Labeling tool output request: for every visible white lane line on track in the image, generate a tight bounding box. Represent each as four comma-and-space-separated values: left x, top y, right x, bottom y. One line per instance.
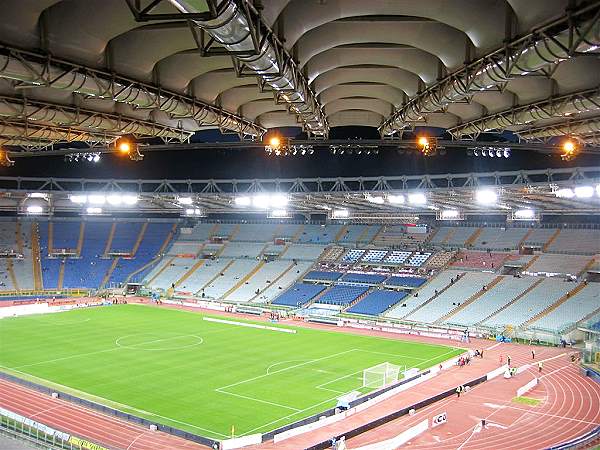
28, 404, 63, 419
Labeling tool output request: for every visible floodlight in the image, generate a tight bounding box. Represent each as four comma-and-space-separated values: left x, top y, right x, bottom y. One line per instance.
92, 154, 100, 163
417, 136, 429, 147
514, 209, 535, 219
86, 207, 102, 215
235, 196, 251, 206
270, 209, 288, 218
269, 194, 288, 208
69, 195, 87, 204
441, 210, 459, 219
408, 193, 427, 205
332, 209, 349, 218
476, 189, 498, 204
88, 194, 106, 205
252, 195, 270, 209
366, 195, 385, 204
561, 139, 578, 161
178, 197, 194, 205
269, 136, 281, 149
122, 195, 138, 205
555, 188, 574, 198
597, 184, 600, 197
28, 193, 48, 199
388, 194, 405, 204
26, 205, 43, 214
106, 194, 123, 206
574, 186, 594, 198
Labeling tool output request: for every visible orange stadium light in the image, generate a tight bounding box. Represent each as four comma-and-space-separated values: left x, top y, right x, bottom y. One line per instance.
561, 138, 578, 161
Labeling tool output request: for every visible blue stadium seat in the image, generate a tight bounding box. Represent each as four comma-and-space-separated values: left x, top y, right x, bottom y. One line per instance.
304, 270, 343, 281
340, 273, 387, 284
272, 283, 326, 307
316, 285, 369, 306
347, 290, 408, 315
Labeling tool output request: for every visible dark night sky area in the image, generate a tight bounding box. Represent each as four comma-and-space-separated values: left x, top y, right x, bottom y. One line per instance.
4, 127, 600, 180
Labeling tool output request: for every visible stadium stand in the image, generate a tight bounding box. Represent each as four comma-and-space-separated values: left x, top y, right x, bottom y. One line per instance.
225, 260, 296, 302
405, 271, 498, 323
272, 283, 326, 307
252, 261, 313, 303
529, 282, 600, 332
315, 285, 369, 306
320, 246, 344, 262
347, 290, 408, 315
304, 270, 343, 281
384, 250, 412, 265
340, 272, 387, 284
545, 229, 600, 255
343, 249, 365, 262
297, 224, 342, 244
220, 242, 265, 258
406, 252, 432, 267
109, 222, 143, 254
362, 249, 388, 263
526, 253, 592, 275
444, 276, 540, 326
451, 251, 509, 270
203, 259, 259, 299
473, 227, 530, 250
385, 270, 464, 319
425, 251, 455, 269
231, 223, 280, 241
372, 225, 428, 249
384, 276, 427, 288
482, 278, 575, 328
280, 244, 325, 261
522, 228, 557, 248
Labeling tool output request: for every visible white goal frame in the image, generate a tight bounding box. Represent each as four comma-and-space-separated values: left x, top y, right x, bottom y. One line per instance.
362, 362, 403, 389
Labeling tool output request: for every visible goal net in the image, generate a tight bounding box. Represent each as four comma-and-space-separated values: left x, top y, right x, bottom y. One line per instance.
362, 362, 402, 389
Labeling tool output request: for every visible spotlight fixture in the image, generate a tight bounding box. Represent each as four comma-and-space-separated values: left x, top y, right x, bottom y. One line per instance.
26, 205, 44, 214
476, 189, 498, 205
115, 136, 143, 161
467, 147, 511, 159
560, 138, 578, 161
416, 136, 438, 156
408, 193, 427, 205
0, 148, 15, 167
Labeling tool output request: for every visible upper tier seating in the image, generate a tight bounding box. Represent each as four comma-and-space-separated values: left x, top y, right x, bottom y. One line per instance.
0, 221, 34, 290
109, 222, 143, 253
316, 285, 369, 306
181, 223, 214, 241
52, 222, 81, 250
220, 242, 265, 259
297, 224, 342, 244
62, 222, 113, 288
482, 278, 574, 328
406, 272, 498, 323
526, 253, 592, 275
362, 249, 388, 263
384, 250, 411, 264
451, 251, 508, 270
425, 251, 455, 269
304, 270, 343, 281
522, 228, 557, 247
320, 246, 344, 262
384, 276, 427, 288
444, 276, 539, 326
272, 283, 326, 307
385, 270, 464, 319
343, 249, 365, 262
340, 272, 387, 284
529, 283, 600, 332
168, 241, 204, 256
406, 252, 431, 267
338, 225, 380, 243
281, 244, 324, 261
431, 227, 479, 247
347, 290, 408, 315
232, 223, 279, 241
473, 227, 529, 250
373, 225, 428, 249
546, 229, 600, 255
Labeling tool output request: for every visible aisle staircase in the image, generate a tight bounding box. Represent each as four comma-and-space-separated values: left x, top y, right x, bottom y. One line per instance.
103, 223, 117, 257
31, 223, 43, 290
48, 222, 54, 253
543, 229, 561, 251
465, 227, 483, 247
15, 221, 24, 254
175, 259, 206, 288
146, 256, 175, 285
6, 259, 19, 291
76, 222, 86, 256
196, 260, 235, 294
57, 259, 66, 290
222, 261, 266, 299
518, 229, 533, 248
130, 223, 148, 256
249, 262, 296, 302
100, 258, 120, 288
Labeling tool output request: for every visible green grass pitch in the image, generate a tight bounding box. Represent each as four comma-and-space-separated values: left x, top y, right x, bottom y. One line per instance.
0, 305, 463, 439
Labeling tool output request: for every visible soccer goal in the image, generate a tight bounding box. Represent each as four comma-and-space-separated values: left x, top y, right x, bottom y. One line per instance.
362, 362, 403, 389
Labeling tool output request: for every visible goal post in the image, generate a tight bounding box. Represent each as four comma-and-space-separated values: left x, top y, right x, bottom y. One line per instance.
362, 362, 402, 389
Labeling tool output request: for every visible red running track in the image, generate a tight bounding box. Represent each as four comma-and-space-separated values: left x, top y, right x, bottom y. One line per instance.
345, 346, 600, 450
0, 379, 209, 450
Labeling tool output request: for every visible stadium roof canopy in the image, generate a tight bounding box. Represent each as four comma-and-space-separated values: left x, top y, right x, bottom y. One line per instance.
3, 166, 600, 219
0, 0, 599, 155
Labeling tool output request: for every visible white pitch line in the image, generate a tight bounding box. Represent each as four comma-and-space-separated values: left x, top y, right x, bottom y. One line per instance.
215, 389, 301, 412
215, 348, 359, 391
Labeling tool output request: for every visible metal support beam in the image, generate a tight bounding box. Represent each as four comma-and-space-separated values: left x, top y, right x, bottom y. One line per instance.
517, 116, 600, 141
448, 87, 600, 138
379, 2, 600, 136
0, 44, 266, 145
